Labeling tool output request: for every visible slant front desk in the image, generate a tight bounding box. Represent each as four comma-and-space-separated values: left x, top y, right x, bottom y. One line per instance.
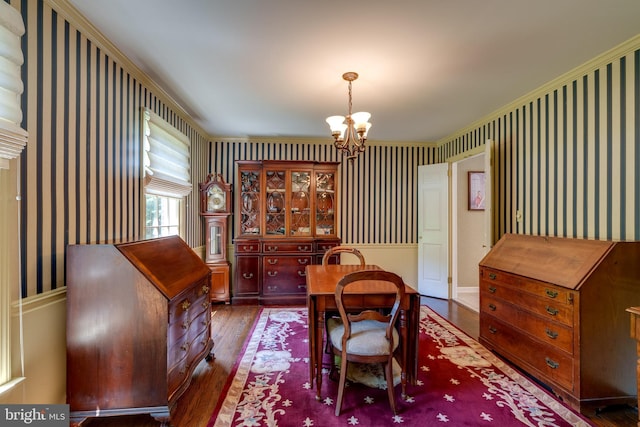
305, 264, 420, 401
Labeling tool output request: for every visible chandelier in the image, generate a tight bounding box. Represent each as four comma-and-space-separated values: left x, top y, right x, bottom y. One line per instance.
326, 72, 371, 161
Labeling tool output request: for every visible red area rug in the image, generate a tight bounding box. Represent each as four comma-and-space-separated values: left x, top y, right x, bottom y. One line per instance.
208, 306, 592, 426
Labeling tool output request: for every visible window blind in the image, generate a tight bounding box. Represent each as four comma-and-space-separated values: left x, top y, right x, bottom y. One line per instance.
0, 1, 27, 169
142, 108, 192, 197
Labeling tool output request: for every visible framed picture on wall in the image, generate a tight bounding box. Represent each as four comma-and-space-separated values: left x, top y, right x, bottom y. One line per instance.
468, 171, 485, 211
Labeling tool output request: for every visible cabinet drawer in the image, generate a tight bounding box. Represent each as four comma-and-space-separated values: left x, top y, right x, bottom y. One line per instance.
481, 293, 574, 354
168, 329, 211, 393
263, 242, 314, 253
168, 316, 191, 344
264, 255, 312, 269
317, 241, 340, 252
481, 281, 574, 327
481, 313, 574, 391
235, 256, 261, 295
169, 289, 197, 325
168, 338, 190, 369
236, 241, 260, 253
263, 257, 310, 294
168, 357, 188, 396
481, 267, 574, 305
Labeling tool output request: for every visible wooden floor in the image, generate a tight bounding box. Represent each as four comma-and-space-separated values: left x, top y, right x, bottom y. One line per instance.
80, 298, 637, 427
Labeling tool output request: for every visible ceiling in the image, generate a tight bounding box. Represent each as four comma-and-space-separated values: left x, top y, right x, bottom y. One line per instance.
66, 0, 640, 143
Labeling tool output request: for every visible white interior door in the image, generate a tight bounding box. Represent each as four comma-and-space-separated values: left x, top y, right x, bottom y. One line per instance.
417, 163, 449, 299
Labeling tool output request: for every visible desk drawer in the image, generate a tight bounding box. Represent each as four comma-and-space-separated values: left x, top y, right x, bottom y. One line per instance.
481, 267, 575, 305
481, 293, 574, 354
480, 281, 574, 327
481, 313, 574, 392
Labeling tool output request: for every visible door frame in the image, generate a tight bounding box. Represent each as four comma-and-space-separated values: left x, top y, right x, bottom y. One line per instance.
447, 141, 493, 307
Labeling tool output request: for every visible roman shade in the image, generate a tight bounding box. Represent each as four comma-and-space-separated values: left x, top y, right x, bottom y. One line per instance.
142, 108, 192, 197
0, 1, 28, 169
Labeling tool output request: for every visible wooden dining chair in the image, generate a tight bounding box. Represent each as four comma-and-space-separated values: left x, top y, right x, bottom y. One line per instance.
326, 270, 406, 416
322, 245, 366, 266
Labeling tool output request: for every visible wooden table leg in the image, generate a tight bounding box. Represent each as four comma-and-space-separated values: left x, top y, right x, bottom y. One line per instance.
308, 297, 315, 389
399, 308, 408, 398
315, 309, 325, 401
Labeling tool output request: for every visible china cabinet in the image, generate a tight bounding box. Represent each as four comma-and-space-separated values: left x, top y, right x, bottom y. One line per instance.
479, 233, 640, 411
199, 173, 232, 303
234, 160, 340, 305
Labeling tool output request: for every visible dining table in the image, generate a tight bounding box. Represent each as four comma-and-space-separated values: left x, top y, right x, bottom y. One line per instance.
305, 263, 420, 401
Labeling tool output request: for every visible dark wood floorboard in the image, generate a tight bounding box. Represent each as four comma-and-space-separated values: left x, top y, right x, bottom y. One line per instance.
78, 299, 637, 427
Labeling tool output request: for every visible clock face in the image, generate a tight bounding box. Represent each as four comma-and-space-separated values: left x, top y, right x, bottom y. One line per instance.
208, 186, 226, 212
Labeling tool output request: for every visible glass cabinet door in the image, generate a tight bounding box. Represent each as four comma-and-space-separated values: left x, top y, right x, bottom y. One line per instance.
239, 170, 261, 235
289, 170, 311, 236
205, 216, 228, 264
265, 169, 286, 236
315, 171, 336, 236
209, 224, 222, 257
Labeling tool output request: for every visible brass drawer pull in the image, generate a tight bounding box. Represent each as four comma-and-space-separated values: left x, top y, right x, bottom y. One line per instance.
298, 284, 306, 289
488, 303, 496, 311
488, 326, 497, 334
267, 259, 278, 265
298, 246, 310, 251
298, 270, 306, 277
489, 273, 497, 280
201, 285, 210, 294
545, 328, 558, 339
545, 306, 559, 316
202, 301, 209, 309
488, 286, 497, 294
267, 246, 278, 251
298, 258, 309, 264
268, 271, 278, 277
181, 300, 191, 311
242, 245, 254, 251
545, 289, 558, 298
242, 272, 254, 279
545, 357, 559, 369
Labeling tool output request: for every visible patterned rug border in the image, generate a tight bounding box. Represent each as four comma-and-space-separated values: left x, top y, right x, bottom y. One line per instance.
421, 306, 592, 426
208, 306, 593, 427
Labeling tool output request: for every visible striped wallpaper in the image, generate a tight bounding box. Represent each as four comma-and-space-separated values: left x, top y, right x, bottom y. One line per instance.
439, 41, 640, 243
10, 0, 640, 298
13, 0, 210, 297
205, 141, 437, 246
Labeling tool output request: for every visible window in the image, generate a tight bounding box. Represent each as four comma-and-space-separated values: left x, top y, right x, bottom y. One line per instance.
145, 194, 181, 238
141, 108, 192, 239
0, 1, 27, 392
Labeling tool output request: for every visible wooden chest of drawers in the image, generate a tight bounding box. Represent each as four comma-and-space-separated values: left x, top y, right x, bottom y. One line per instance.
479, 234, 640, 411
67, 236, 214, 426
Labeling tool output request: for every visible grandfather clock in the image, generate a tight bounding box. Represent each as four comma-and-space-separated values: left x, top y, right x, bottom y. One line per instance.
199, 173, 232, 303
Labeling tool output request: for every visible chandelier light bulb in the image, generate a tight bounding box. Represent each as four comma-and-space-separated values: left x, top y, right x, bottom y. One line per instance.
326, 72, 371, 161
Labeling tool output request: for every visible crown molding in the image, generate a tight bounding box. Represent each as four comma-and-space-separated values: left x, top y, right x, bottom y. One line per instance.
46, 0, 209, 138
436, 33, 640, 147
